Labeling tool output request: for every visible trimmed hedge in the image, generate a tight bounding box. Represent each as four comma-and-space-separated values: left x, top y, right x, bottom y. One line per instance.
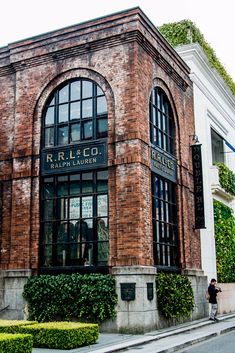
0, 320, 37, 333
18, 321, 99, 350
0, 333, 33, 353
156, 272, 194, 319
23, 273, 117, 323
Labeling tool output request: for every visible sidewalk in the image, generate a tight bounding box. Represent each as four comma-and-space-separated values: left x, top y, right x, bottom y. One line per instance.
33, 313, 235, 353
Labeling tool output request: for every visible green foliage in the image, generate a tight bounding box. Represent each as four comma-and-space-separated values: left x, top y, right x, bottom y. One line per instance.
214, 200, 235, 282
216, 163, 235, 196
159, 20, 235, 95
23, 273, 117, 323
0, 320, 37, 334
18, 322, 99, 350
156, 272, 194, 320
0, 333, 33, 353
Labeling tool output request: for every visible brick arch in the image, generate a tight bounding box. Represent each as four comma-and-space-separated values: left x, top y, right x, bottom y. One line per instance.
32, 68, 115, 156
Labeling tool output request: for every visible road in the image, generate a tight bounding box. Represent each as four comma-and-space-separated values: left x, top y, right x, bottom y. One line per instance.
118, 331, 235, 353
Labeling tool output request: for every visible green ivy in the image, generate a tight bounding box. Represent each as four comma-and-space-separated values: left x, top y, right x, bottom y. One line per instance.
216, 163, 235, 196
214, 200, 235, 282
23, 273, 117, 323
159, 20, 235, 96
155, 273, 194, 320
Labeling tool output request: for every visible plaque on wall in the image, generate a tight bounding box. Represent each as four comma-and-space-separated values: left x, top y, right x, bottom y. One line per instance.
120, 283, 136, 301
150, 145, 177, 183
147, 282, 154, 301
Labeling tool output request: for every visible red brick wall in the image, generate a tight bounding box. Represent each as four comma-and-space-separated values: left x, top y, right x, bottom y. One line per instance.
0, 8, 201, 272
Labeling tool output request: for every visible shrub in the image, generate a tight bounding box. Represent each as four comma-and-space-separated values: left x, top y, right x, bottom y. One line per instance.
23, 273, 117, 323
214, 200, 235, 282
18, 321, 99, 350
216, 163, 235, 196
0, 333, 33, 353
0, 320, 37, 334
156, 272, 194, 320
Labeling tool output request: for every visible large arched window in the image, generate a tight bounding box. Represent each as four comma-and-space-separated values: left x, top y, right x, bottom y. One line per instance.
149, 87, 178, 269
40, 78, 108, 272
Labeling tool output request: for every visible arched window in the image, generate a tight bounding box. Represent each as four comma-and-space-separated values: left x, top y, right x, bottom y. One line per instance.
40, 78, 108, 272
149, 87, 178, 269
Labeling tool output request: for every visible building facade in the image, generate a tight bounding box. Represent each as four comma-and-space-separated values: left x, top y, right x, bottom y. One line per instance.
0, 8, 207, 331
176, 43, 235, 281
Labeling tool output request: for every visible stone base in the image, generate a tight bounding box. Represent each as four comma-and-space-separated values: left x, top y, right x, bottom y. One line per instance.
106, 266, 158, 333
0, 269, 31, 320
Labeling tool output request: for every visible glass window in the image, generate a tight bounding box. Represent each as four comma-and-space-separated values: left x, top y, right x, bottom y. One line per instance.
42, 79, 108, 147
40, 171, 108, 269
211, 129, 224, 164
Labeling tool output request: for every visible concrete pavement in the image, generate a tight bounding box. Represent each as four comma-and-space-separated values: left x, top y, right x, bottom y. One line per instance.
33, 313, 235, 353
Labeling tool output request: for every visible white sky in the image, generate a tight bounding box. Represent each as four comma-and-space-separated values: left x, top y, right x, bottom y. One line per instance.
1, 0, 235, 81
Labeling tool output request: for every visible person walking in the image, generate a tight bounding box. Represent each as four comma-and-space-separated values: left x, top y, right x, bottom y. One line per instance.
208, 278, 222, 321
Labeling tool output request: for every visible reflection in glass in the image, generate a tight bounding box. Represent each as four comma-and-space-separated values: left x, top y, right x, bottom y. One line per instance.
70, 101, 80, 120
58, 199, 68, 220
45, 106, 54, 125
97, 118, 108, 138
58, 176, 68, 196
70, 174, 80, 195
43, 245, 52, 267
58, 126, 68, 145
97, 96, 107, 115
82, 81, 92, 98
59, 86, 69, 103
82, 99, 92, 118
43, 223, 53, 243
71, 81, 81, 101
82, 121, 92, 140
58, 104, 69, 123
82, 173, 93, 193
45, 127, 54, 147
44, 199, 53, 220
43, 178, 53, 198
70, 123, 80, 143
97, 171, 108, 192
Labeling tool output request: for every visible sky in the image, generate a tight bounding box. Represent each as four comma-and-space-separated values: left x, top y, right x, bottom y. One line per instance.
1, 0, 235, 81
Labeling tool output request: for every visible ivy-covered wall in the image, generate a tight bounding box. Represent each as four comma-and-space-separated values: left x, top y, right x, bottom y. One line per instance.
159, 20, 235, 95
214, 200, 235, 282
216, 163, 235, 196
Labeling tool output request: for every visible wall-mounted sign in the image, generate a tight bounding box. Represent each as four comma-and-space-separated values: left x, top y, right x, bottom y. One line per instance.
191, 144, 205, 229
150, 145, 177, 182
120, 283, 136, 301
41, 142, 107, 175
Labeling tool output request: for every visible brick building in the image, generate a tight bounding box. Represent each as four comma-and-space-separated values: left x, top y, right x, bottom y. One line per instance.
0, 8, 207, 331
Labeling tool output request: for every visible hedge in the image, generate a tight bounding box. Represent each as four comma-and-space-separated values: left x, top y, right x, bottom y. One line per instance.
0, 333, 33, 353
23, 273, 117, 323
0, 320, 37, 334
18, 321, 99, 350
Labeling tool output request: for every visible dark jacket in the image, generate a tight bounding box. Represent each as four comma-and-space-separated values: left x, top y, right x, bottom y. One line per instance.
208, 284, 221, 304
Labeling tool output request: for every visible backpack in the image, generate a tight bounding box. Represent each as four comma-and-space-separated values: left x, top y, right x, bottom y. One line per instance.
205, 289, 210, 301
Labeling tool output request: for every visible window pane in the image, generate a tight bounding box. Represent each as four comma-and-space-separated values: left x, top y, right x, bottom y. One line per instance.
45, 127, 54, 147
58, 126, 68, 145
82, 121, 92, 140
70, 174, 80, 195
71, 81, 81, 101
44, 199, 53, 220
97, 194, 108, 217
82, 81, 93, 98
69, 197, 80, 219
97, 171, 108, 192
97, 96, 107, 115
45, 106, 54, 125
82, 173, 93, 193
70, 101, 80, 120
58, 222, 69, 242
97, 118, 108, 139
97, 218, 108, 241
42, 245, 53, 267
70, 123, 80, 143
58, 104, 69, 123
58, 198, 68, 220
58, 176, 68, 196
97, 85, 103, 96
82, 196, 93, 218
43, 223, 53, 243
82, 99, 92, 118
48, 97, 55, 106
59, 85, 69, 103
43, 178, 54, 198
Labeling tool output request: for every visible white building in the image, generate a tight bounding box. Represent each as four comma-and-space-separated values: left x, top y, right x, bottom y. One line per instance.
177, 43, 235, 281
